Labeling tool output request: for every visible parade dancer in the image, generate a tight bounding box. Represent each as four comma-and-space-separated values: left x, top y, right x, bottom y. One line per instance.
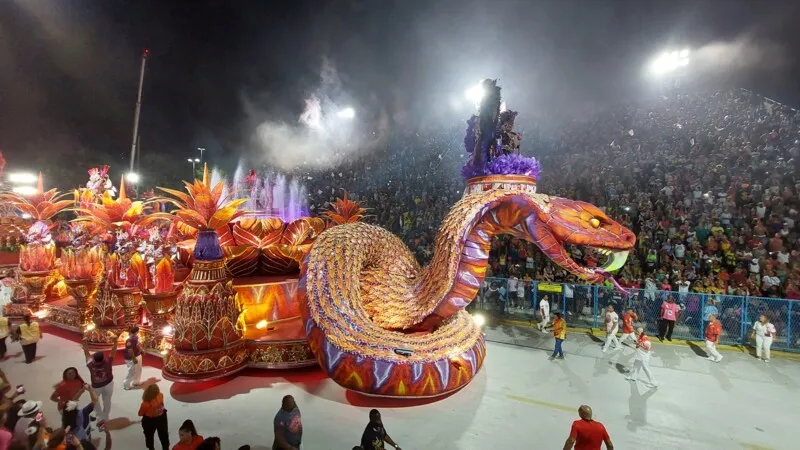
619, 308, 638, 348
537, 295, 550, 331
750, 314, 776, 362
626, 327, 658, 388
602, 305, 620, 353
704, 315, 723, 363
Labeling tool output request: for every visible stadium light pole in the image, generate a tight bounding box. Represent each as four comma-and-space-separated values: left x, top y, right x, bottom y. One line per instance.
188, 158, 200, 178
197, 147, 206, 161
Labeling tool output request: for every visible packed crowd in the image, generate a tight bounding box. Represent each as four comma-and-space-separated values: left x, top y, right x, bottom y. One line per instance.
302, 89, 800, 301
0, 320, 404, 450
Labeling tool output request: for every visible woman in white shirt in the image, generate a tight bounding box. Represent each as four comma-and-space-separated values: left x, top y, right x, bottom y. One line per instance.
751, 314, 777, 362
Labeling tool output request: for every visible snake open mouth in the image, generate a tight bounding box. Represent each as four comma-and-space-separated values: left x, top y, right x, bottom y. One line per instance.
565, 245, 630, 277
593, 247, 630, 273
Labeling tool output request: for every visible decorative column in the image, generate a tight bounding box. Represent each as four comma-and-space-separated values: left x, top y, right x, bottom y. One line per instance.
163, 230, 247, 381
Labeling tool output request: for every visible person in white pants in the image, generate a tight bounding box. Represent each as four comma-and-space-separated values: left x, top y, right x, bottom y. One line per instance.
751, 314, 776, 362
602, 305, 620, 353
123, 327, 143, 390
82, 335, 119, 420
626, 327, 658, 388
704, 315, 723, 362
537, 295, 550, 331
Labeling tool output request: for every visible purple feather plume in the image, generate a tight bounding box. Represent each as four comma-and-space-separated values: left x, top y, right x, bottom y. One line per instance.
461, 153, 541, 179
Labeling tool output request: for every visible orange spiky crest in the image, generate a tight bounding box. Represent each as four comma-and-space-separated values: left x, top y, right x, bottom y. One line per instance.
322, 190, 368, 226
118, 175, 127, 200
0, 175, 72, 222
146, 164, 246, 232
71, 175, 146, 233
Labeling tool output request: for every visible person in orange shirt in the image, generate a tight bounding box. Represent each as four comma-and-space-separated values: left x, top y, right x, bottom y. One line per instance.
138, 384, 170, 450
550, 312, 566, 360
173, 419, 204, 450
704, 315, 723, 362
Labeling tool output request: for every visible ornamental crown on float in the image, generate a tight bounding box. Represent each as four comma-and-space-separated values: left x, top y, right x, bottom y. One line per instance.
461, 79, 540, 180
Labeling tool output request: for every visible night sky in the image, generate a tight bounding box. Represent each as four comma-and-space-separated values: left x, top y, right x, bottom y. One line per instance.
1, 0, 798, 185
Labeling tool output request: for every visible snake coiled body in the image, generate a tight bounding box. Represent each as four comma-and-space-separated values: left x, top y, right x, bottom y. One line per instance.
299, 187, 634, 397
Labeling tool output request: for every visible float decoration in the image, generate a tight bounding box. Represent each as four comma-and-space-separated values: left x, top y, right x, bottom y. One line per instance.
60, 246, 105, 328
140, 257, 179, 355
153, 164, 250, 381
1, 173, 71, 315
298, 81, 635, 398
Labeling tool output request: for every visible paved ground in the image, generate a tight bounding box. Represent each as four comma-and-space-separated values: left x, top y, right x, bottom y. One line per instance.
1, 324, 796, 449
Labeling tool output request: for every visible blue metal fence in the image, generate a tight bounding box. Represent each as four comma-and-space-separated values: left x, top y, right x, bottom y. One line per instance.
473, 277, 800, 352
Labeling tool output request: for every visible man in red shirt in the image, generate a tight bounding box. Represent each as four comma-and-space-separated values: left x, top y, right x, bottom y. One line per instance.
704, 315, 723, 362
563, 405, 613, 450
619, 309, 638, 348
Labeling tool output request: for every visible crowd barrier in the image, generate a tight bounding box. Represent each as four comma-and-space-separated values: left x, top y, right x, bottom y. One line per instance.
472, 277, 800, 352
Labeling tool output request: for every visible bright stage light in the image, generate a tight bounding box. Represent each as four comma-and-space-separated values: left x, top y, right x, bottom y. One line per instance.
126, 172, 140, 184
465, 84, 485, 104
472, 313, 486, 327
650, 49, 690, 75
12, 186, 37, 196
337, 107, 356, 119
8, 172, 37, 184
162, 325, 173, 336
256, 320, 268, 330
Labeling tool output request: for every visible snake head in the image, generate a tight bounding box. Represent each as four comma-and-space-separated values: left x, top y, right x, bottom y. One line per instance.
532, 197, 636, 283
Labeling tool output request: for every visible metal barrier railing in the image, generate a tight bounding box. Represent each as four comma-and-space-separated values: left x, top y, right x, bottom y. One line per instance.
472, 278, 799, 352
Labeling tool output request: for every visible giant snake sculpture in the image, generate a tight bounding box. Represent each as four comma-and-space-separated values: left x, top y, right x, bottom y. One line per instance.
299, 183, 635, 398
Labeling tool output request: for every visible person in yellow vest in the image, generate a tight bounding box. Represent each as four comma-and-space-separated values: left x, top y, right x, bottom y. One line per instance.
17, 313, 41, 364
550, 312, 566, 360
0, 313, 9, 359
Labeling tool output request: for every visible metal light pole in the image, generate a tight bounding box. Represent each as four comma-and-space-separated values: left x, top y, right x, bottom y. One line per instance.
129, 49, 150, 173
197, 147, 206, 162
188, 158, 200, 178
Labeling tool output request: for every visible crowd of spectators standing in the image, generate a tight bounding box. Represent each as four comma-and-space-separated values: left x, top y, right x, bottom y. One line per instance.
299, 89, 800, 304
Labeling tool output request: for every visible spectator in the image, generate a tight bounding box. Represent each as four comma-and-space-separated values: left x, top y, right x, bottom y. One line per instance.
0, 313, 8, 360
562, 405, 613, 450
138, 384, 169, 450
50, 368, 85, 414
359, 409, 402, 450
272, 395, 301, 450
172, 420, 203, 450
61, 384, 99, 445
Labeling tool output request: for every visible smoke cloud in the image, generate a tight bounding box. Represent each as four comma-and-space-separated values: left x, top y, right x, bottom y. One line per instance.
247, 59, 383, 171
692, 35, 788, 74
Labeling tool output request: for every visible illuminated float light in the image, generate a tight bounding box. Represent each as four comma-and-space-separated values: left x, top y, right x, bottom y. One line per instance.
85, 323, 96, 332
34, 310, 48, 319
472, 313, 486, 327
256, 320, 268, 330
162, 325, 173, 336
160, 349, 168, 355
21, 213, 32, 219
126, 172, 140, 184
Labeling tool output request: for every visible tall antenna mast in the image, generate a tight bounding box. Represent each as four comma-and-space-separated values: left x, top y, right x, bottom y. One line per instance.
129, 48, 149, 173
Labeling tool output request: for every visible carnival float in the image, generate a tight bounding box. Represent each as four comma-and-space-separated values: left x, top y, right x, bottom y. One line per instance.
0, 80, 635, 400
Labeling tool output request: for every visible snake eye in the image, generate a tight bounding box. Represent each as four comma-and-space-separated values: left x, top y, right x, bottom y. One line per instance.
590, 218, 600, 228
